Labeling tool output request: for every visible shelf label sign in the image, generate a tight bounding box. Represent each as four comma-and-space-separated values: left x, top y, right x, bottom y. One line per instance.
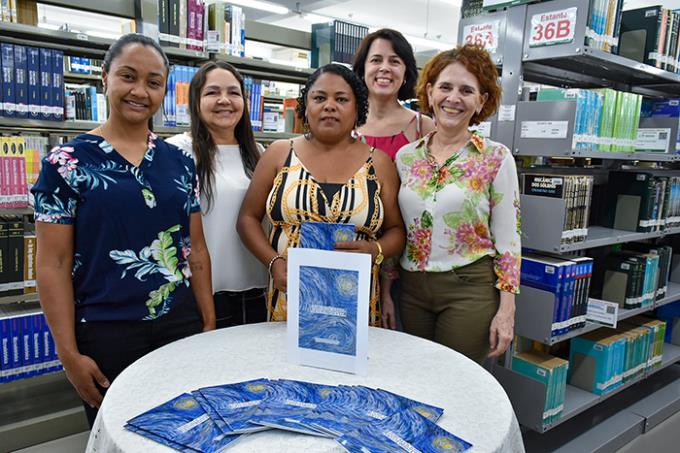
529, 7, 577, 48
586, 299, 618, 328
463, 21, 500, 53
498, 105, 516, 122
520, 121, 569, 139
469, 121, 492, 137
635, 128, 671, 152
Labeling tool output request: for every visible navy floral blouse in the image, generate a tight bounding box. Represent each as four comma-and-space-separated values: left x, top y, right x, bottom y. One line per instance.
31, 133, 201, 322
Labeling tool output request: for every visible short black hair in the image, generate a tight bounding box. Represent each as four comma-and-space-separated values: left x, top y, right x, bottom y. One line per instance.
103, 33, 169, 76
296, 63, 369, 127
352, 28, 417, 101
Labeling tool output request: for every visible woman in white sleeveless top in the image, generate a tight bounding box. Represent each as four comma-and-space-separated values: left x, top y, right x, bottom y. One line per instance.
168, 61, 267, 327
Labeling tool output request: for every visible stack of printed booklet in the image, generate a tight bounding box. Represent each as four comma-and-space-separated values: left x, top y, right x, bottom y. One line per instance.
125, 378, 473, 452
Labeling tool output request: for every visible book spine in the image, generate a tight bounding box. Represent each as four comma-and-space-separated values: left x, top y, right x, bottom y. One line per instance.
52, 50, 63, 121
26, 47, 40, 119
1, 43, 16, 117
13, 45, 27, 118
38, 48, 52, 121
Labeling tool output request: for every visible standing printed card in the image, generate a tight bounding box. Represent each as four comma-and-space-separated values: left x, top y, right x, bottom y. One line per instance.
287, 247, 370, 375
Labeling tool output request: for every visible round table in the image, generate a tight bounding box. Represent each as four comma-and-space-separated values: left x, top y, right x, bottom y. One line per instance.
86, 323, 524, 453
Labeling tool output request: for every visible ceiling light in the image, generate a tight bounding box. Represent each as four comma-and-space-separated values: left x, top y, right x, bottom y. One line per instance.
404, 35, 453, 51
227, 0, 289, 15
302, 13, 331, 24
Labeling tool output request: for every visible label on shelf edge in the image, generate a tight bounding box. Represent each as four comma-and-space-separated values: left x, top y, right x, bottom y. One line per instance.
520, 120, 569, 139
635, 128, 671, 152
498, 105, 516, 122
529, 7, 578, 48
469, 121, 492, 137
462, 20, 501, 54
586, 299, 618, 328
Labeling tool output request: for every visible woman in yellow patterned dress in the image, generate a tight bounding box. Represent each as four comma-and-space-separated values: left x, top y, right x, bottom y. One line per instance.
237, 64, 405, 327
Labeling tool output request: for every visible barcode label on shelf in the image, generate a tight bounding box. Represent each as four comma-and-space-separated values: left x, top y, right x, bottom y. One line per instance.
635, 128, 671, 152
462, 20, 501, 53
529, 7, 577, 48
586, 299, 618, 328
520, 121, 569, 139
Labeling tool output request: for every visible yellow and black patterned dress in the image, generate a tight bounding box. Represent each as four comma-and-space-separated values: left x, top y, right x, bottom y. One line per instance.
266, 142, 384, 326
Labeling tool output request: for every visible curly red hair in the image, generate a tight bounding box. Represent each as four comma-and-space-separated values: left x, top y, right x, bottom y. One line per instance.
417, 44, 501, 126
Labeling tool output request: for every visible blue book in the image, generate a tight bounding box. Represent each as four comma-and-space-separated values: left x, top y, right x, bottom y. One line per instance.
190, 390, 231, 434
299, 221, 355, 250
21, 314, 34, 378
88, 86, 98, 123
1, 44, 16, 117
8, 315, 22, 381
26, 47, 40, 119
298, 265, 358, 356
13, 45, 27, 118
0, 312, 10, 383
521, 253, 571, 336
196, 379, 272, 434
38, 48, 52, 121
336, 410, 472, 453
305, 386, 443, 437
249, 379, 335, 435
52, 50, 64, 121
126, 393, 241, 452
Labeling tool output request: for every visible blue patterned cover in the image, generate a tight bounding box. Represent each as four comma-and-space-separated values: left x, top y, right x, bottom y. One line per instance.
336, 410, 472, 453
191, 390, 231, 434
249, 379, 337, 435
298, 265, 358, 356
126, 393, 241, 452
305, 386, 444, 436
299, 222, 355, 250
195, 379, 272, 434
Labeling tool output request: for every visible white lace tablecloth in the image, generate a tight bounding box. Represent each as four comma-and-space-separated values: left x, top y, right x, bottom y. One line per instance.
86, 323, 524, 453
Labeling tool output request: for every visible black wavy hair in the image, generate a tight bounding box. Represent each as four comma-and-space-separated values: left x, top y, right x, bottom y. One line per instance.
352, 28, 418, 101
188, 61, 259, 212
296, 63, 369, 128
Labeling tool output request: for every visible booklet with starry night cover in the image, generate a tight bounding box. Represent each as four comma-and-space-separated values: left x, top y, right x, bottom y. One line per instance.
299, 221, 355, 250
194, 379, 272, 434
125, 393, 241, 452
248, 379, 337, 436
336, 409, 472, 453
287, 247, 370, 375
299, 386, 444, 437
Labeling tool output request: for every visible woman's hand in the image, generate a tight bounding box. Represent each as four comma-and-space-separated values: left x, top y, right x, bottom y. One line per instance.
334, 240, 377, 259
271, 258, 287, 293
488, 292, 516, 358
381, 290, 397, 330
61, 352, 110, 409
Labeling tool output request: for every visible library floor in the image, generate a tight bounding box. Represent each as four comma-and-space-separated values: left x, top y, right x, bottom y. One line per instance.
11, 410, 680, 453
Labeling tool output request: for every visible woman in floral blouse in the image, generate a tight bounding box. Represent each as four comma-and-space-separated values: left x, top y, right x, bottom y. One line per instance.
32, 34, 215, 426
395, 45, 521, 364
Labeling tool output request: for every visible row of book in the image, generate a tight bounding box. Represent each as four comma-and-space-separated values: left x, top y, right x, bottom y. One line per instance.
0, 223, 34, 297
64, 56, 103, 76
163, 64, 198, 128
127, 378, 472, 452
521, 173, 594, 244
586, 0, 624, 53
599, 244, 673, 310
0, 303, 62, 383
603, 172, 680, 233
206, 1, 244, 56
311, 20, 370, 67
619, 6, 680, 73
158, 0, 207, 52
569, 317, 667, 395
534, 88, 642, 152
521, 253, 594, 336
0, 136, 29, 208
0, 43, 64, 120
64, 83, 107, 123
512, 316, 667, 428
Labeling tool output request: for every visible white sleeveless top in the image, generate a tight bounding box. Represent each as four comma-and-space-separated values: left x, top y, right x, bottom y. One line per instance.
166, 133, 267, 292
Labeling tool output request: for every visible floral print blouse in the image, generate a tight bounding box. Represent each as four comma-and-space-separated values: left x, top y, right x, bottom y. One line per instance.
31, 133, 201, 322
396, 131, 521, 294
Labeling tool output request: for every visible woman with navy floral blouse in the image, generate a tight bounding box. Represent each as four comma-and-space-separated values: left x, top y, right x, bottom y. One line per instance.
32, 34, 215, 426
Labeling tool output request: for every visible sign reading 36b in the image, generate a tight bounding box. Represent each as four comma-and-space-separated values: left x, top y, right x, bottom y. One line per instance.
462, 21, 500, 54
529, 7, 577, 47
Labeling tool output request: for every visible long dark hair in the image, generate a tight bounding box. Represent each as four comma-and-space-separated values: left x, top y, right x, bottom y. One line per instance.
188, 61, 259, 211
352, 28, 418, 101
